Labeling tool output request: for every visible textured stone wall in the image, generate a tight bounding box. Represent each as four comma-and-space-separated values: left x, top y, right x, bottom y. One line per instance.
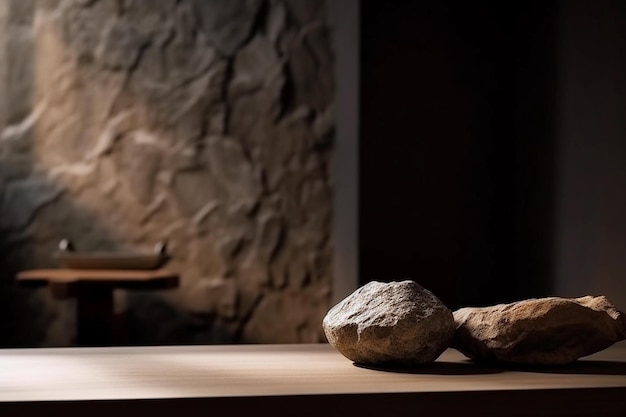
0, 0, 334, 346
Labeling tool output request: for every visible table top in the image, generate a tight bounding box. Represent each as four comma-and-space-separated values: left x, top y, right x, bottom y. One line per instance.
17, 269, 179, 297
0, 342, 624, 416
17, 268, 179, 282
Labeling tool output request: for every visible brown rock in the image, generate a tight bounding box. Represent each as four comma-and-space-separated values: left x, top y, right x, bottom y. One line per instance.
244, 286, 329, 343
187, 278, 237, 319
323, 280, 455, 366
453, 296, 626, 365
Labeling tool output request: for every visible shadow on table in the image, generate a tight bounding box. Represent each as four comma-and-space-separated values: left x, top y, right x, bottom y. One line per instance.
495, 360, 626, 376
355, 359, 626, 376
353, 361, 503, 375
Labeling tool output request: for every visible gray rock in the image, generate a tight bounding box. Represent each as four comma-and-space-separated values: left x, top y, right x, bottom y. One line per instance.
190, 237, 229, 277
0, 177, 64, 230
0, 155, 32, 182
36, 0, 63, 12
5, 27, 34, 124
61, 0, 117, 61
113, 130, 162, 204
285, 0, 324, 26
187, 278, 237, 318
284, 31, 326, 112
237, 252, 271, 293
204, 135, 263, 202
193, 0, 263, 56
8, 0, 34, 26
172, 169, 223, 217
323, 280, 455, 366
266, 0, 286, 44
303, 22, 333, 73
453, 296, 626, 365
123, 0, 176, 36
96, 18, 145, 70
230, 35, 281, 95
244, 286, 329, 343
228, 34, 285, 123
255, 212, 284, 263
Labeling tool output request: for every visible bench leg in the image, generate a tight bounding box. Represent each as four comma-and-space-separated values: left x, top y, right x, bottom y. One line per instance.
76, 286, 113, 347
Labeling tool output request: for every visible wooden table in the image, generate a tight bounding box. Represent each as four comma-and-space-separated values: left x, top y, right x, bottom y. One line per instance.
17, 269, 179, 346
0, 342, 624, 417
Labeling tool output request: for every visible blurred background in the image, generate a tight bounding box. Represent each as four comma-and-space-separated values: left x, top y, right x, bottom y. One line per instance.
359, 0, 626, 311
0, 0, 624, 348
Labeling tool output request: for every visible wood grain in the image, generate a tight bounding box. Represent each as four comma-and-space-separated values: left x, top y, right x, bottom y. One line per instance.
16, 269, 179, 299
0, 342, 625, 416
17, 268, 180, 283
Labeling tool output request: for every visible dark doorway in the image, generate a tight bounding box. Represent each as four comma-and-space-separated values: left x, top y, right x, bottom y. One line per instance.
359, 0, 557, 309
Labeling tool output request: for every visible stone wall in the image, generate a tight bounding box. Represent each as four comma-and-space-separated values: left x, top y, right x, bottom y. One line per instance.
0, 0, 334, 346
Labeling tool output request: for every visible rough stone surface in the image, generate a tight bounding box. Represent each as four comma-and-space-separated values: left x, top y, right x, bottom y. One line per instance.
8, 0, 35, 26
0, 2, 6, 132
323, 280, 455, 366
5, 27, 34, 125
0, 178, 64, 230
453, 296, 626, 365
96, 18, 146, 70
193, 0, 263, 56
0, 0, 334, 347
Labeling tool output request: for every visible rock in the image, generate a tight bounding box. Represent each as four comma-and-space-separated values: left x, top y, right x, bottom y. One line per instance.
243, 286, 329, 343
285, 0, 324, 26
172, 169, 223, 217
187, 278, 237, 319
204, 135, 263, 202
284, 30, 329, 112
228, 34, 285, 125
452, 296, 626, 365
5, 27, 34, 124
114, 130, 162, 204
122, 0, 176, 36
192, 0, 263, 56
302, 23, 333, 104
8, 0, 34, 26
266, 0, 286, 44
96, 18, 145, 70
0, 155, 32, 182
0, 177, 64, 230
236, 255, 270, 306
61, 0, 116, 61
255, 212, 284, 263
323, 280, 455, 366
189, 237, 228, 278
230, 35, 282, 94
313, 104, 335, 149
